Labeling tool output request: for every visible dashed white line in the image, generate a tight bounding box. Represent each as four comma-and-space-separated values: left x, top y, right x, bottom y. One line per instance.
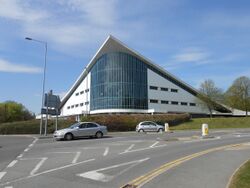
124, 144, 135, 153
0, 172, 7, 181
17, 154, 23, 159
7, 160, 18, 168
119, 144, 167, 154
103, 147, 109, 156
72, 152, 81, 164
24, 148, 30, 152
150, 141, 159, 148
4, 186, 13, 188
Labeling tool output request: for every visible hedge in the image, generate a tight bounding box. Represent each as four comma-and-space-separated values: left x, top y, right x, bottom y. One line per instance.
0, 113, 190, 134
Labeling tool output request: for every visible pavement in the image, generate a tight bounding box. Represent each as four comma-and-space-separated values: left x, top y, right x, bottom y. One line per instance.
0, 129, 249, 188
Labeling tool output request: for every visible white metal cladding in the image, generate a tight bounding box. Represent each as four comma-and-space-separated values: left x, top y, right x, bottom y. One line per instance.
147, 69, 208, 114
60, 73, 91, 116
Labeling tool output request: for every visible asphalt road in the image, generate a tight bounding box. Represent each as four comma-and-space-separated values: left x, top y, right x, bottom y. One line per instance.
0, 129, 250, 188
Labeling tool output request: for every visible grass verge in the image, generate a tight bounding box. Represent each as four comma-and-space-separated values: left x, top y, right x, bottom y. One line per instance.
170, 117, 250, 130
229, 159, 250, 188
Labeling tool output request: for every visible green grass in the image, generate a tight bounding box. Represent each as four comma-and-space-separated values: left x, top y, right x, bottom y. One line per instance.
170, 117, 250, 130
229, 159, 250, 188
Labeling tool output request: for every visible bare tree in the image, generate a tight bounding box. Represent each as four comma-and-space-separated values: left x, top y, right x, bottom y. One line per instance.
225, 76, 250, 116
197, 79, 223, 118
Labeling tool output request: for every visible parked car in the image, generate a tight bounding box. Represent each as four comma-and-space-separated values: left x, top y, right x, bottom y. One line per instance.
136, 121, 164, 133
53, 122, 107, 140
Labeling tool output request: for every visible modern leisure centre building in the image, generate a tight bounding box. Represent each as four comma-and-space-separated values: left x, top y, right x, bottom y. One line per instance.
60, 35, 230, 118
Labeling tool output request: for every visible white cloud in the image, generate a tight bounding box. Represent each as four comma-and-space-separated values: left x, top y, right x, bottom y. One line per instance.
0, 59, 42, 73
0, 0, 49, 22
173, 48, 209, 63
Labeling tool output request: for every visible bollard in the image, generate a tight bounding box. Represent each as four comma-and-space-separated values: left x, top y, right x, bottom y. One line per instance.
165, 123, 169, 132
202, 123, 209, 137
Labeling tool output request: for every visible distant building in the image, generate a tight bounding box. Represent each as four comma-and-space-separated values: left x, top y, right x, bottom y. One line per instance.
60, 35, 230, 118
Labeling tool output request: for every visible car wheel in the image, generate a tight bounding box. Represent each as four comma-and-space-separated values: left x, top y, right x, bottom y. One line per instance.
138, 129, 144, 133
158, 128, 164, 133
95, 131, 103, 138
64, 133, 73, 141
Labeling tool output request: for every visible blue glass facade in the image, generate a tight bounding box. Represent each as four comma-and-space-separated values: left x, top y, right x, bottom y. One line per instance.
90, 52, 148, 110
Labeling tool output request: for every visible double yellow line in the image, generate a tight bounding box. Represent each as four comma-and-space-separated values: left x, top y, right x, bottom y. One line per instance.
120, 143, 243, 188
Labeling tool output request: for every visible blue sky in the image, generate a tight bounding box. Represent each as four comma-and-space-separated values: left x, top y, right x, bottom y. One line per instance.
0, 0, 250, 114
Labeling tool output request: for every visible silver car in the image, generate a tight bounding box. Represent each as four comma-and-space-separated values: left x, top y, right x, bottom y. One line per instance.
53, 122, 107, 140
136, 121, 164, 133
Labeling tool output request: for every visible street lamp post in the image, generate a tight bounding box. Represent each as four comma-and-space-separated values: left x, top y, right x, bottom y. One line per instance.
25, 37, 47, 135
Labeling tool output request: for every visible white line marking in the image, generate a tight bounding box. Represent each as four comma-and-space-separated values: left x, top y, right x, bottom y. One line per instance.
72, 152, 81, 164
4, 186, 13, 188
124, 144, 135, 153
28, 144, 34, 147
7, 160, 18, 168
24, 148, 30, 152
17, 154, 23, 159
28, 157, 48, 175
0, 158, 95, 187
119, 144, 167, 154
77, 158, 149, 182
103, 147, 109, 156
0, 172, 7, 181
48, 151, 82, 164
150, 141, 159, 148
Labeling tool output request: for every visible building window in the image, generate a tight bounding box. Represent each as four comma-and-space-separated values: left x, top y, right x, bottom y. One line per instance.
67, 106, 70, 109
80, 91, 84, 95
85, 101, 89, 105
190, 103, 196, 106
150, 99, 158, 103
80, 103, 84, 106
181, 102, 188, 106
90, 52, 148, 110
161, 87, 168, 91
85, 89, 89, 92
150, 86, 158, 90
161, 100, 169, 104
75, 104, 79, 107
71, 105, 74, 108
75, 92, 79, 96
171, 101, 178, 105
171, 88, 178, 93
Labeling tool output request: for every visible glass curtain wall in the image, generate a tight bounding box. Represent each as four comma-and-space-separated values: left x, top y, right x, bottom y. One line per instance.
90, 52, 148, 110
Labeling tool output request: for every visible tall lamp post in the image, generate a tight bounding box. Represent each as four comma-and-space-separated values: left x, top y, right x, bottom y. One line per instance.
25, 37, 47, 135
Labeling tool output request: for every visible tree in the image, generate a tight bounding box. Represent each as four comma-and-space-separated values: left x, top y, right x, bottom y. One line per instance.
0, 101, 35, 123
197, 79, 223, 118
225, 76, 250, 116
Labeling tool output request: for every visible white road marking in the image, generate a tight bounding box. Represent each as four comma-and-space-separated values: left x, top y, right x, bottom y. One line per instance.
103, 147, 109, 156
150, 141, 159, 148
72, 152, 81, 164
7, 160, 18, 168
17, 154, 23, 159
0, 172, 7, 181
0, 158, 95, 187
24, 148, 30, 152
4, 186, 13, 188
77, 158, 149, 182
29, 157, 48, 175
49, 151, 82, 164
119, 144, 167, 154
235, 134, 250, 138
28, 144, 34, 147
123, 144, 135, 153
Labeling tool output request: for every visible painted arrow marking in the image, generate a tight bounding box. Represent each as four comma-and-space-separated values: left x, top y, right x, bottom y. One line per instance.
77, 157, 149, 182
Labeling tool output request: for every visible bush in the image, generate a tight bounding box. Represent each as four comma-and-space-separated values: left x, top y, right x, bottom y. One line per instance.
0, 119, 74, 134
0, 113, 191, 134
81, 113, 191, 132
